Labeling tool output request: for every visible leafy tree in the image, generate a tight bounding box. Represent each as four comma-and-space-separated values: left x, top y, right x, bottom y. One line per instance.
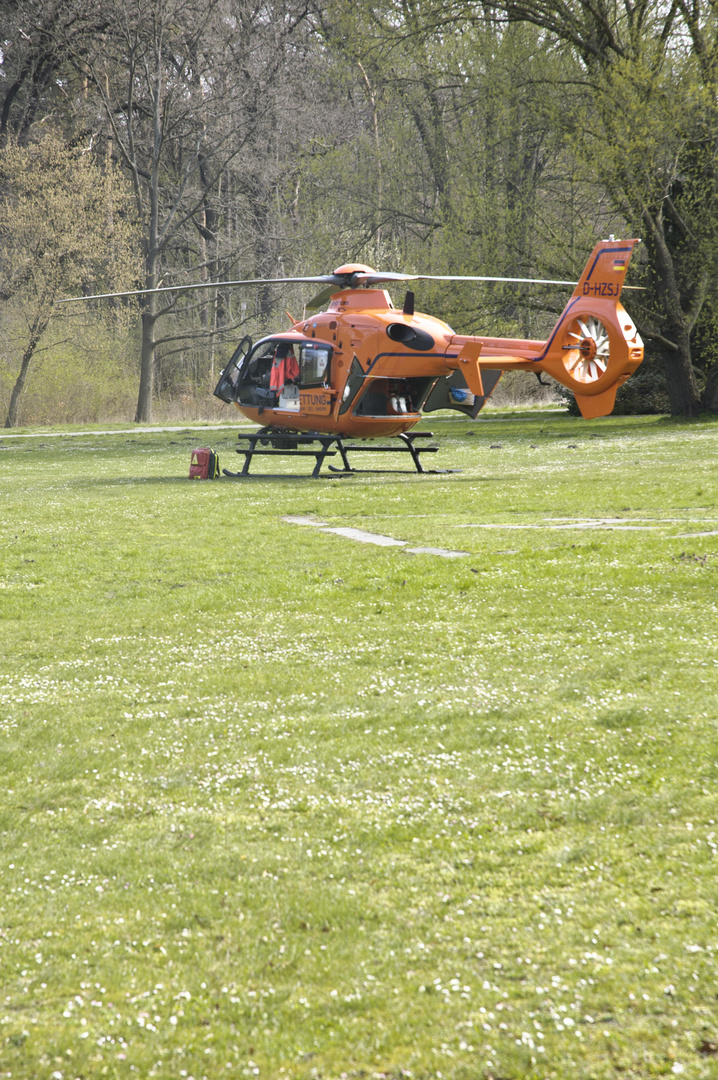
486, 0, 718, 415
0, 131, 137, 427
311, 2, 607, 340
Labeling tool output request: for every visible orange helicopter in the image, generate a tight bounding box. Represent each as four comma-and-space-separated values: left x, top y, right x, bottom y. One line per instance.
210, 238, 642, 432
64, 239, 643, 472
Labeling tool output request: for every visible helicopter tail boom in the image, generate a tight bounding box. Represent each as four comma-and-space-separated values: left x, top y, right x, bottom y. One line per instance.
447, 240, 643, 418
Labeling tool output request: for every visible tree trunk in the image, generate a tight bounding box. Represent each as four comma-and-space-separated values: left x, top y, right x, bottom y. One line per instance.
703, 365, 718, 413
135, 298, 157, 423
135, 119, 161, 423
642, 219, 703, 417
4, 314, 50, 428
662, 328, 703, 418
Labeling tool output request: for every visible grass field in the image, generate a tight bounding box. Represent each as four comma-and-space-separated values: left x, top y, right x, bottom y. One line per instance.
1, 411, 717, 1080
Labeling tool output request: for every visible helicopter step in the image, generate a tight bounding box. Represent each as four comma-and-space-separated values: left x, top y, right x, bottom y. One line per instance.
222, 429, 448, 479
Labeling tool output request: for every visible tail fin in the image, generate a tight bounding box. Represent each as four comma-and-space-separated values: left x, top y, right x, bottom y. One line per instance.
537, 239, 644, 417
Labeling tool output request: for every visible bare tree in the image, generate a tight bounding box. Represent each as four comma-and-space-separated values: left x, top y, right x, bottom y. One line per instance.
0, 0, 119, 150
71, 0, 312, 422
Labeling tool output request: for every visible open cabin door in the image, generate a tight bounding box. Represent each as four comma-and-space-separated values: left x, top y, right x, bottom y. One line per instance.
214, 336, 253, 404
423, 369, 502, 418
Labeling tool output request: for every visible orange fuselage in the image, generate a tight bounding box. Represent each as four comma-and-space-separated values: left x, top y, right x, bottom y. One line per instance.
220, 240, 643, 429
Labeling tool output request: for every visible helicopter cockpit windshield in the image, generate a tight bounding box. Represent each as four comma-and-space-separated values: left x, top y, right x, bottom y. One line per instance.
214, 336, 332, 411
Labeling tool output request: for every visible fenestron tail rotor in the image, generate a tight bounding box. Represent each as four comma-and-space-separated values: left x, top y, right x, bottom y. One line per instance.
562, 315, 611, 384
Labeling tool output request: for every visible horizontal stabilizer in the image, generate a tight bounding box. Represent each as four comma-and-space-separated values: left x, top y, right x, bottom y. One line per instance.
456, 341, 484, 397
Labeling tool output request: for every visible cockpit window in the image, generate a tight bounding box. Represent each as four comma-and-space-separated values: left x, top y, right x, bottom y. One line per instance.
300, 343, 331, 386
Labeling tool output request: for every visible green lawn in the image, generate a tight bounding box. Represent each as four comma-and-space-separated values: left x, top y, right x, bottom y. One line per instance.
1, 411, 717, 1080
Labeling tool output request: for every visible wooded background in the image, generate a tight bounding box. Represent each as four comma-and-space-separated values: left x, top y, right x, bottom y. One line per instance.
1, 0, 717, 426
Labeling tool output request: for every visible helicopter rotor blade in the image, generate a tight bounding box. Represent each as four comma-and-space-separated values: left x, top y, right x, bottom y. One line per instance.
305, 281, 347, 311
359, 271, 643, 291
56, 275, 342, 304
359, 272, 579, 287
59, 268, 643, 307
305, 271, 581, 311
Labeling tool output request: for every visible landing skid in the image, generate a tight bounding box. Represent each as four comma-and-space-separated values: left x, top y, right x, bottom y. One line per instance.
222, 428, 459, 478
